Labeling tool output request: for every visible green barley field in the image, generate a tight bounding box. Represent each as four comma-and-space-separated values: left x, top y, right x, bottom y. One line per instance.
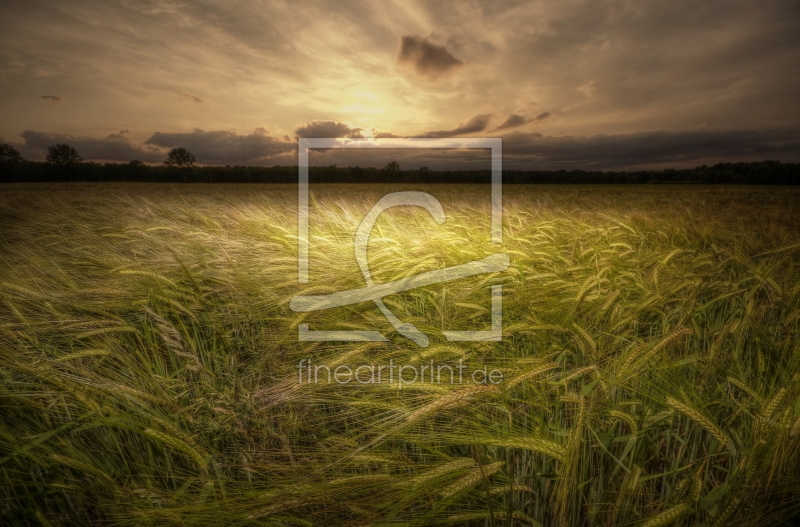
2, 183, 800, 526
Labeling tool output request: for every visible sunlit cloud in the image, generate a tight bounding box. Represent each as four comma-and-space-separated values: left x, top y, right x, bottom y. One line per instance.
294, 121, 364, 139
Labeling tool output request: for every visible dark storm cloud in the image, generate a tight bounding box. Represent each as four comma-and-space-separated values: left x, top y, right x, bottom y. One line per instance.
397, 35, 464, 80
306, 127, 800, 170
40, 95, 63, 102
423, 114, 491, 138
14, 125, 800, 170
500, 128, 800, 170
534, 112, 550, 121
19, 130, 161, 162
144, 128, 293, 165
294, 121, 364, 138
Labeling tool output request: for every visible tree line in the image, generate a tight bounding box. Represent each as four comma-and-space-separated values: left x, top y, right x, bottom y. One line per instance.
1, 142, 799, 184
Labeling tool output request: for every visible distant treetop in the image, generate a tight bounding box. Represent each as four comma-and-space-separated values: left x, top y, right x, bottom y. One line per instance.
164, 147, 196, 168
0, 143, 22, 163
46, 144, 82, 165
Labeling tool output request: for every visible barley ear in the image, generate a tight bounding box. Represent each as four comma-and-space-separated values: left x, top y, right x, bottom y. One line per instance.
640, 502, 693, 527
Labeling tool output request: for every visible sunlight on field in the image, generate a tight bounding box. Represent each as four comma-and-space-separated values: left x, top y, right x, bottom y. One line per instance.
1, 184, 800, 526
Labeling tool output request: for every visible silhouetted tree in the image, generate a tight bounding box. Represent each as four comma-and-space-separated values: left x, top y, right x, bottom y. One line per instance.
348, 166, 364, 180
383, 160, 399, 182
164, 147, 196, 168
46, 144, 82, 165
0, 143, 22, 163
129, 160, 145, 167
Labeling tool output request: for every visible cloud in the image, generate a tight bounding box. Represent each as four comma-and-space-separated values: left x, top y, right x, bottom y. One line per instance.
397, 35, 464, 80
12, 125, 800, 170
294, 120, 364, 138
40, 95, 62, 102
423, 114, 491, 137
19, 130, 162, 162
500, 128, 800, 170
0, 1, 799, 152
300, 127, 800, 170
121, 0, 185, 17
144, 127, 293, 165
494, 112, 551, 131
374, 132, 400, 138
3, 1, 799, 154
177, 90, 204, 103
494, 114, 527, 130
16, 127, 294, 165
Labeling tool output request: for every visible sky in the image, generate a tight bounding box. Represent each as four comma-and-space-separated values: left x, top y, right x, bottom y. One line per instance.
1, 0, 799, 170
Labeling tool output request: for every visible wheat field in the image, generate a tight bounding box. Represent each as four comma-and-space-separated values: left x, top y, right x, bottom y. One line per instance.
1, 183, 800, 526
